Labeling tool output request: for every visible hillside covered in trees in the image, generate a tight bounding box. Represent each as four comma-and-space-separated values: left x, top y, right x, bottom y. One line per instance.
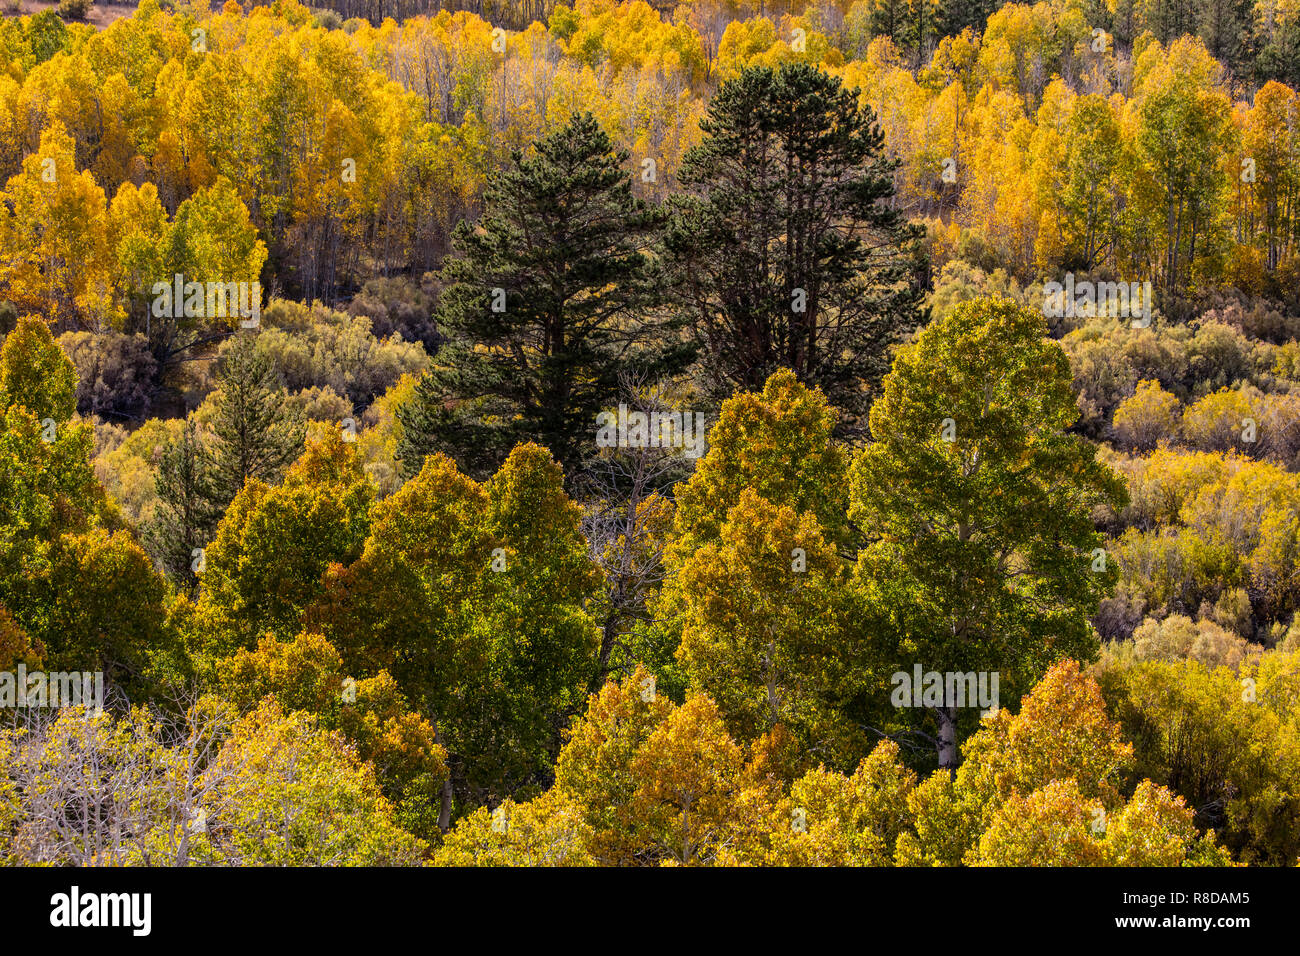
0, 0, 1298, 868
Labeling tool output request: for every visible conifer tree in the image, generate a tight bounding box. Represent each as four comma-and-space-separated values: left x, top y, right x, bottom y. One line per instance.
148, 419, 220, 588
937, 0, 1000, 38
665, 63, 925, 434
398, 112, 692, 480
208, 333, 303, 506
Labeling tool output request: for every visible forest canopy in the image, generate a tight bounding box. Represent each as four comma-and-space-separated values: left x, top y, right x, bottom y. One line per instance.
0, 0, 1298, 869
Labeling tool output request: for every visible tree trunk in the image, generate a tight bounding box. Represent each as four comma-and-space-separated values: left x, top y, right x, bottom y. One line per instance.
433, 721, 454, 833
936, 704, 959, 774
590, 612, 619, 694
438, 775, 453, 834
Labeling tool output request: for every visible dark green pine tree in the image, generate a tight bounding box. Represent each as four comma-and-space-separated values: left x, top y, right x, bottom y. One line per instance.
207, 333, 304, 506
665, 62, 926, 434
1256, 15, 1300, 89
866, 0, 908, 46
899, 0, 940, 65
857, 0, 942, 68
1142, 0, 1199, 44
398, 111, 693, 480
1196, 0, 1259, 81
936, 0, 1000, 39
147, 418, 220, 589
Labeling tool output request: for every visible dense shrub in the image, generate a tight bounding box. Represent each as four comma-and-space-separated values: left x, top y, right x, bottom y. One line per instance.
224, 300, 428, 410
1181, 387, 1261, 453
58, 331, 158, 421
1112, 379, 1181, 451
56, 0, 91, 21
286, 385, 353, 425
1129, 613, 1260, 669
346, 276, 440, 353
1185, 321, 1255, 395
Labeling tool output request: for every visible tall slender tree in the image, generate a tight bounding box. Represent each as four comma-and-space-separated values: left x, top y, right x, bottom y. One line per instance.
850, 298, 1128, 771
207, 333, 304, 506
399, 112, 692, 480
148, 419, 220, 589
665, 62, 925, 434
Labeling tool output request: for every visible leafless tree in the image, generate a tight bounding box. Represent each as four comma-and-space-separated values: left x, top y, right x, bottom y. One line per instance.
577, 370, 700, 691
1, 691, 250, 866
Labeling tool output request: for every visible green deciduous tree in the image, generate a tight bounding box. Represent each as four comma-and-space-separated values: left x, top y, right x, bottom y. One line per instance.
851, 297, 1128, 769
194, 429, 374, 656
0, 315, 76, 424
674, 489, 874, 766
308, 442, 601, 830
